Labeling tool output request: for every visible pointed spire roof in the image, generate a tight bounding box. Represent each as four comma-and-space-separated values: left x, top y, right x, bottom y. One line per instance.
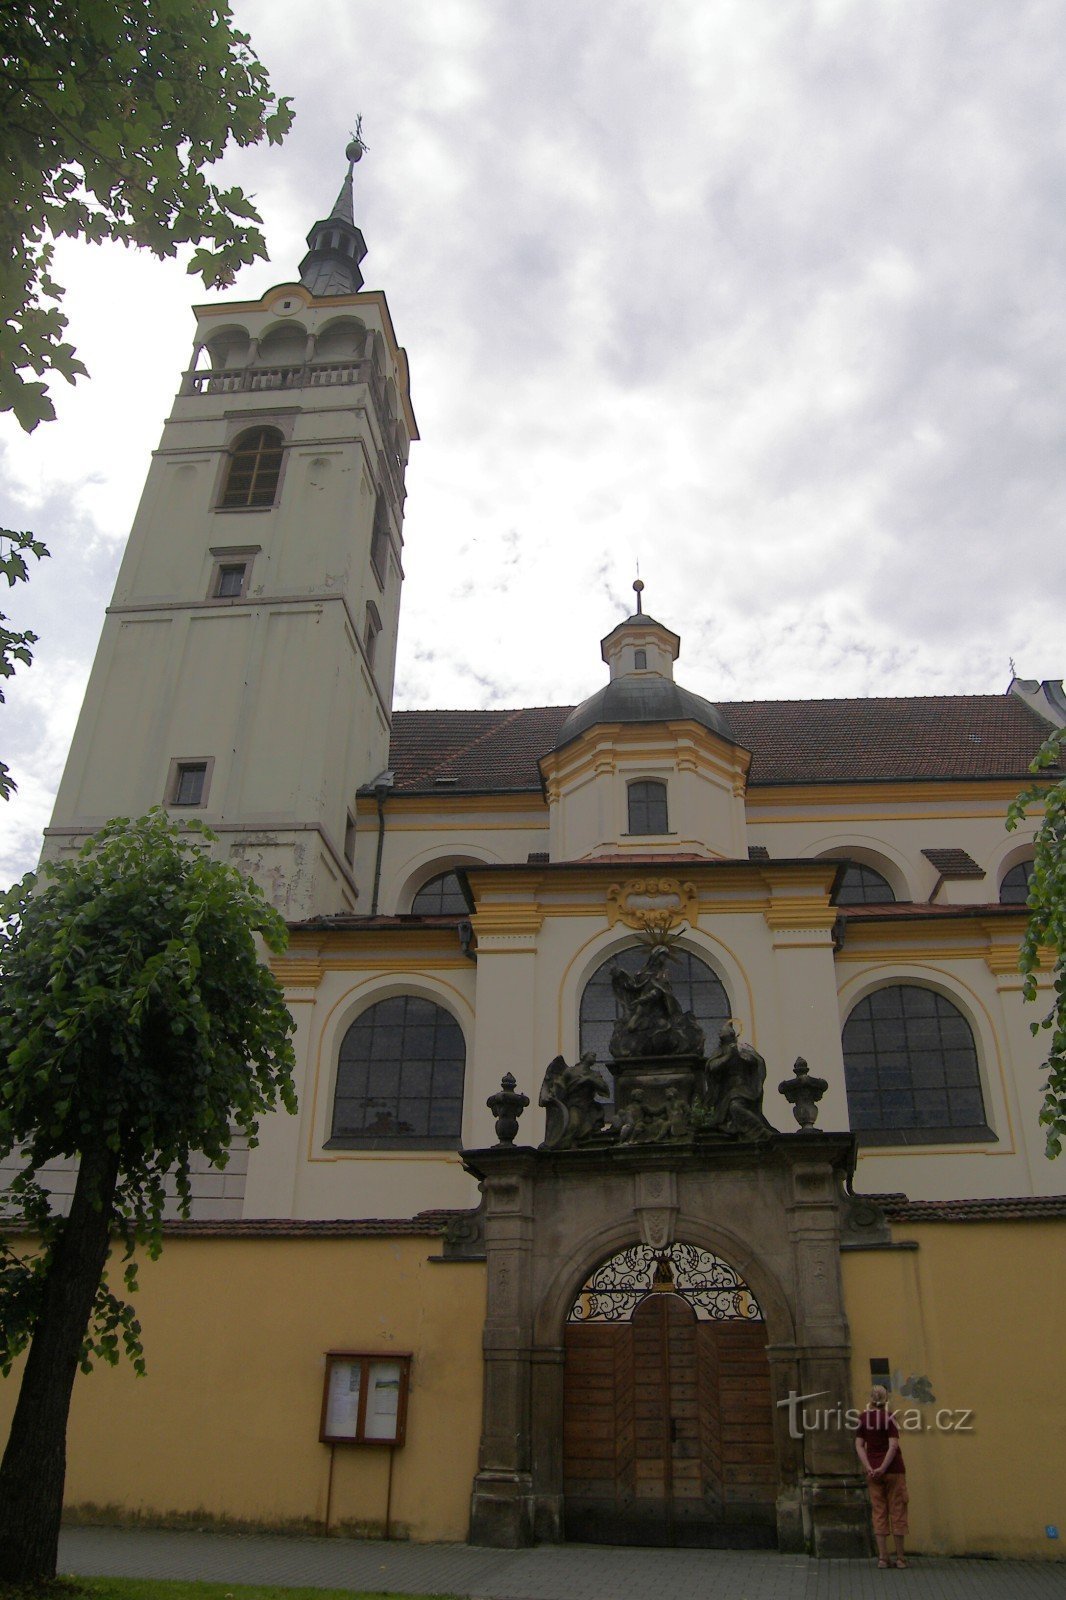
299, 133, 369, 297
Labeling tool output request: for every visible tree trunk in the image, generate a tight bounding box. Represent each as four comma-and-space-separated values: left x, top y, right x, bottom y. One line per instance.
0, 1143, 120, 1583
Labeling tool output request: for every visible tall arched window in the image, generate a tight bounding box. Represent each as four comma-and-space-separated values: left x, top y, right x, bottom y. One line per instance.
410, 870, 468, 914
999, 859, 1034, 905
219, 426, 284, 509
836, 864, 896, 905
842, 985, 992, 1144
329, 995, 465, 1148
627, 779, 668, 835
580, 946, 730, 1075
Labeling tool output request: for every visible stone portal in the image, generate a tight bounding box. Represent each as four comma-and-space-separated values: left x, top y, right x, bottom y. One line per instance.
466, 943, 867, 1556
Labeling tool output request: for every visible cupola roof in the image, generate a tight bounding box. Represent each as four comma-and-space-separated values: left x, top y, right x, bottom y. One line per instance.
551, 583, 734, 751
298, 130, 369, 297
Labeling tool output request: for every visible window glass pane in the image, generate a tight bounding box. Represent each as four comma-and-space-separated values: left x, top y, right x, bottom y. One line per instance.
627, 780, 668, 835
843, 985, 985, 1139
220, 428, 283, 508
999, 860, 1034, 905
836, 865, 896, 905
216, 564, 246, 597
336, 1060, 369, 1099
332, 994, 466, 1144
411, 871, 468, 914
173, 763, 206, 805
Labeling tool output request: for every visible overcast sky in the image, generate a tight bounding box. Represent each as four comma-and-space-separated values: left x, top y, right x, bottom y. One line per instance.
1, 0, 1064, 880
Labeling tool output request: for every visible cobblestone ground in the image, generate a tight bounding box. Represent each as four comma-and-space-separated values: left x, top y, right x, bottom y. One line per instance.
59, 1527, 1064, 1600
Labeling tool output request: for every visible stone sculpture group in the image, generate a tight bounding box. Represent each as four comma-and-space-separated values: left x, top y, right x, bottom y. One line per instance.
535, 939, 825, 1150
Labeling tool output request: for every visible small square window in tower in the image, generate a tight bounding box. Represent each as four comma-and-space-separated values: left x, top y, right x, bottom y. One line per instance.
627, 779, 668, 836
215, 562, 247, 599
171, 762, 208, 807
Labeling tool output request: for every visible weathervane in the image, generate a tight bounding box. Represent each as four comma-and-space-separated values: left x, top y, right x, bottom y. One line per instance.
346, 115, 368, 165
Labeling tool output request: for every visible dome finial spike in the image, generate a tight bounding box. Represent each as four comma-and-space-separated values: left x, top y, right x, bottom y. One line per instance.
345, 113, 368, 167
633, 576, 644, 615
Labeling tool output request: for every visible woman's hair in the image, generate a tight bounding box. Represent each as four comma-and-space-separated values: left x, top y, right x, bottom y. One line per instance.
869, 1384, 889, 1406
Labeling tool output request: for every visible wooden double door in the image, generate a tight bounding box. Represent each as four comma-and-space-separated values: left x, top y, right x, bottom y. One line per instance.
563, 1294, 777, 1547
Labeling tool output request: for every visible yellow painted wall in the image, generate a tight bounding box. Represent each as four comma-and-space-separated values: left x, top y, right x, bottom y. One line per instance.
842, 1220, 1066, 1558
0, 1235, 486, 1541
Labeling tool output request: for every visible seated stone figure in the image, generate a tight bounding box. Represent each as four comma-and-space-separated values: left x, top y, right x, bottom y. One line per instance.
701, 1022, 774, 1140
538, 1050, 611, 1149
608, 943, 705, 1060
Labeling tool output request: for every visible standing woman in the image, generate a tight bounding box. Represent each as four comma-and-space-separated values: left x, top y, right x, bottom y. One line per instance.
855, 1384, 909, 1568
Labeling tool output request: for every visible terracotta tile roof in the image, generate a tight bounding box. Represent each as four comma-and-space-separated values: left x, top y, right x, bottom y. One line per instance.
921, 848, 985, 878
158, 1210, 466, 1238
388, 695, 1055, 793
881, 1194, 1066, 1223
388, 706, 571, 791
837, 902, 1023, 921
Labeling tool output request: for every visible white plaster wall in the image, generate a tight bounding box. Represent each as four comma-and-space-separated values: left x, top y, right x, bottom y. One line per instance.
747, 791, 1039, 903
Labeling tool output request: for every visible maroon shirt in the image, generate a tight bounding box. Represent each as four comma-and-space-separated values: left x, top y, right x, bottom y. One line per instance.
857, 1407, 905, 1474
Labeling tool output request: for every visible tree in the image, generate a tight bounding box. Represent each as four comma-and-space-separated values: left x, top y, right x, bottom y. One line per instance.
1, 0, 293, 431
1006, 726, 1066, 1158
0, 528, 48, 800
0, 811, 297, 1583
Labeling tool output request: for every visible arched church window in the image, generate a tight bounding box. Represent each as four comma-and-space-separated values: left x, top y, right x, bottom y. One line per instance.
579, 946, 730, 1070
219, 426, 284, 509
329, 995, 465, 1148
842, 985, 992, 1144
999, 859, 1034, 905
836, 864, 896, 905
627, 779, 668, 836
411, 870, 468, 914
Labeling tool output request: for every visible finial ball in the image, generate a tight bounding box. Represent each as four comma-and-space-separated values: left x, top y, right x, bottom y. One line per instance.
633, 578, 644, 594
346, 138, 364, 164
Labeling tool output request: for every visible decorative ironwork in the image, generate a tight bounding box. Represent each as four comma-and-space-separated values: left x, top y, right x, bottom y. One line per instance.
567, 1242, 762, 1324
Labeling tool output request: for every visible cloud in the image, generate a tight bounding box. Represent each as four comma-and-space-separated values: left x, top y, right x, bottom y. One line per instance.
1, 0, 1062, 881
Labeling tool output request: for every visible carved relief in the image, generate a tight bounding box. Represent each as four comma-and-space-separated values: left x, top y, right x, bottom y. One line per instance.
606, 878, 699, 934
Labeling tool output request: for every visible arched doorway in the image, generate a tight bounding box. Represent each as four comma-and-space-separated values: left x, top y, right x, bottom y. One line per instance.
562, 1243, 777, 1547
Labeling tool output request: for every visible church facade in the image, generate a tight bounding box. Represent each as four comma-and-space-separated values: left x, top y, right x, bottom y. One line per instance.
3, 147, 1063, 1558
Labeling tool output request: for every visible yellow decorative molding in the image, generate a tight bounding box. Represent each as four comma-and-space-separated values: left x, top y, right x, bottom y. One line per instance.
606, 877, 700, 933
746, 778, 1033, 812
764, 907, 839, 931
270, 958, 325, 988
354, 790, 546, 820
471, 906, 544, 938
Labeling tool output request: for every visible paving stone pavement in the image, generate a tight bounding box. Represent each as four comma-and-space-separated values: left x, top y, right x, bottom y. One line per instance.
58, 1527, 1064, 1600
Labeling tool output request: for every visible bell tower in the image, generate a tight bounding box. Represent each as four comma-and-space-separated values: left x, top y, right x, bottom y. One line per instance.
45, 138, 418, 917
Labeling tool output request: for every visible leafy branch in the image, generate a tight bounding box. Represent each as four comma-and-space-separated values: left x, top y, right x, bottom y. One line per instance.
1006, 726, 1066, 1157
0, 528, 49, 800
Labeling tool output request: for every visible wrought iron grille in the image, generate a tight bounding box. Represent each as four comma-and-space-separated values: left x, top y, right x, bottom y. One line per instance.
567, 1242, 762, 1324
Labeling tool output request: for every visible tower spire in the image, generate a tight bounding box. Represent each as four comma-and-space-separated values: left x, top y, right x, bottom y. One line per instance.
299, 126, 369, 297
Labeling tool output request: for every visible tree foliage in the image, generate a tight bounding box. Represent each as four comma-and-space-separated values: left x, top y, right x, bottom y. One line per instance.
0, 810, 297, 1581
0, 528, 48, 800
1, 0, 293, 430
1006, 726, 1066, 1158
